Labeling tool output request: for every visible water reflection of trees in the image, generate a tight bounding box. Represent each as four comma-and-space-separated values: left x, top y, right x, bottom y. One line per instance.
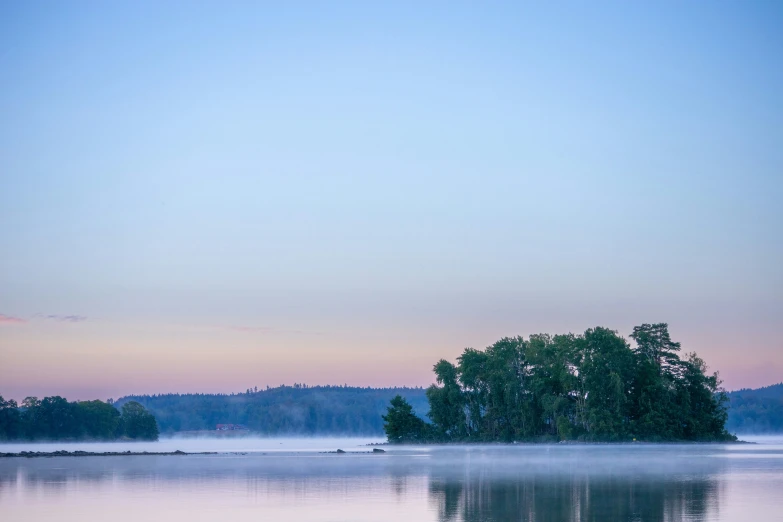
429, 473, 721, 522
2, 453, 723, 521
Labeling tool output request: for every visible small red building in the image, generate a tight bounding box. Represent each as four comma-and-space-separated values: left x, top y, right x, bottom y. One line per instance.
216, 424, 248, 431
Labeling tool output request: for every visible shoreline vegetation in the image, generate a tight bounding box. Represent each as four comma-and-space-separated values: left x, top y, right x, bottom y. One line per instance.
383, 323, 738, 444
0, 398, 159, 442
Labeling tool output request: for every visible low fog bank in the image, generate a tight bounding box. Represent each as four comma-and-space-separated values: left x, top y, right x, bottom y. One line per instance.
3, 442, 783, 483
734, 435, 783, 444
0, 437, 384, 454
3, 435, 782, 456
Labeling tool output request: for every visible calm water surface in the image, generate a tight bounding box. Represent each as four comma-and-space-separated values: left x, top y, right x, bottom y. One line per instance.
2, 436, 782, 521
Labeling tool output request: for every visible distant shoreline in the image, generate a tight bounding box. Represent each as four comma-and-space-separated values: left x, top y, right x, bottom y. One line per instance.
372, 439, 755, 446
0, 450, 216, 458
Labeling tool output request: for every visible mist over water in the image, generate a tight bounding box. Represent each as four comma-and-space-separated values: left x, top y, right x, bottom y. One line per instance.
0, 436, 385, 455
2, 438, 783, 521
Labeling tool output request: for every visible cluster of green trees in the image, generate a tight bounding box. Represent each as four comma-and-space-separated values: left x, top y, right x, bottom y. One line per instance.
0, 396, 159, 441
725, 383, 783, 434
384, 323, 736, 443
117, 386, 429, 435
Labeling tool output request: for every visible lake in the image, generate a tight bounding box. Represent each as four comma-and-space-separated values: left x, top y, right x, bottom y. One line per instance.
2, 436, 782, 521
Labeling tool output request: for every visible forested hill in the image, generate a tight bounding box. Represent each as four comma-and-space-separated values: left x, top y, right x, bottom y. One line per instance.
726, 383, 783, 434
115, 386, 429, 435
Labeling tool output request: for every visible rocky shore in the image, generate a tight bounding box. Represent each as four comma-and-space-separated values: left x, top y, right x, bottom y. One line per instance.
0, 450, 217, 458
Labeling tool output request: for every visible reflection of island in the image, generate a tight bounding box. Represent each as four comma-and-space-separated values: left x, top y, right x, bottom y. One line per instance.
429, 472, 721, 522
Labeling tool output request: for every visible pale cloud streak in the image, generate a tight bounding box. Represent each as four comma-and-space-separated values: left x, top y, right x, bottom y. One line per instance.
0, 314, 26, 325
0, 313, 89, 325
30, 313, 88, 323
44, 314, 88, 323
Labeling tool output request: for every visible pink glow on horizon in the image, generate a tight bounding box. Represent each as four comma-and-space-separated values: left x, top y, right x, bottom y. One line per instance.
228, 325, 275, 333
0, 317, 780, 402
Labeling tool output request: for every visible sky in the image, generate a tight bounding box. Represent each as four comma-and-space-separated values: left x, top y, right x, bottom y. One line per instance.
1, 1, 781, 401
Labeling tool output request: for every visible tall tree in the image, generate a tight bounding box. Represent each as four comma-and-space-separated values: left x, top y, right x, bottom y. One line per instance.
481, 337, 533, 440
678, 353, 732, 440
457, 348, 489, 437
629, 324, 686, 440
527, 334, 575, 439
383, 395, 428, 443
120, 401, 159, 440
77, 400, 121, 439
630, 323, 682, 376
426, 360, 466, 440
579, 327, 635, 440
0, 396, 21, 440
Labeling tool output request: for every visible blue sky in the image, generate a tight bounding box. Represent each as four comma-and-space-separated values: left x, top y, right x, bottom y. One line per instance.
1, 2, 781, 399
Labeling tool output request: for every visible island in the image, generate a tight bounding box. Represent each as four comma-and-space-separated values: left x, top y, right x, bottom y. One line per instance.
383, 323, 737, 443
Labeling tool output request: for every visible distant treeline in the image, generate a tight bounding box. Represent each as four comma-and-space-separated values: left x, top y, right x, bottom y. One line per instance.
115, 386, 429, 435
384, 323, 737, 443
0, 397, 159, 441
725, 383, 783, 434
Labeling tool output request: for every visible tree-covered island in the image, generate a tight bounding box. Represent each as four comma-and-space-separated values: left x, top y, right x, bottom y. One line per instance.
384, 323, 736, 443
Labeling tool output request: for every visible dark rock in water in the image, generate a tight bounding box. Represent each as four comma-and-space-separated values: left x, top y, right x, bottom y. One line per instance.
372, 448, 386, 453
335, 449, 346, 454
1, 450, 217, 458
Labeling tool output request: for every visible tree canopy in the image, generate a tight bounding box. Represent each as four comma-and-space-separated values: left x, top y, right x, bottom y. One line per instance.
0, 396, 158, 441
119, 401, 160, 440
384, 323, 736, 443
382, 395, 429, 443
